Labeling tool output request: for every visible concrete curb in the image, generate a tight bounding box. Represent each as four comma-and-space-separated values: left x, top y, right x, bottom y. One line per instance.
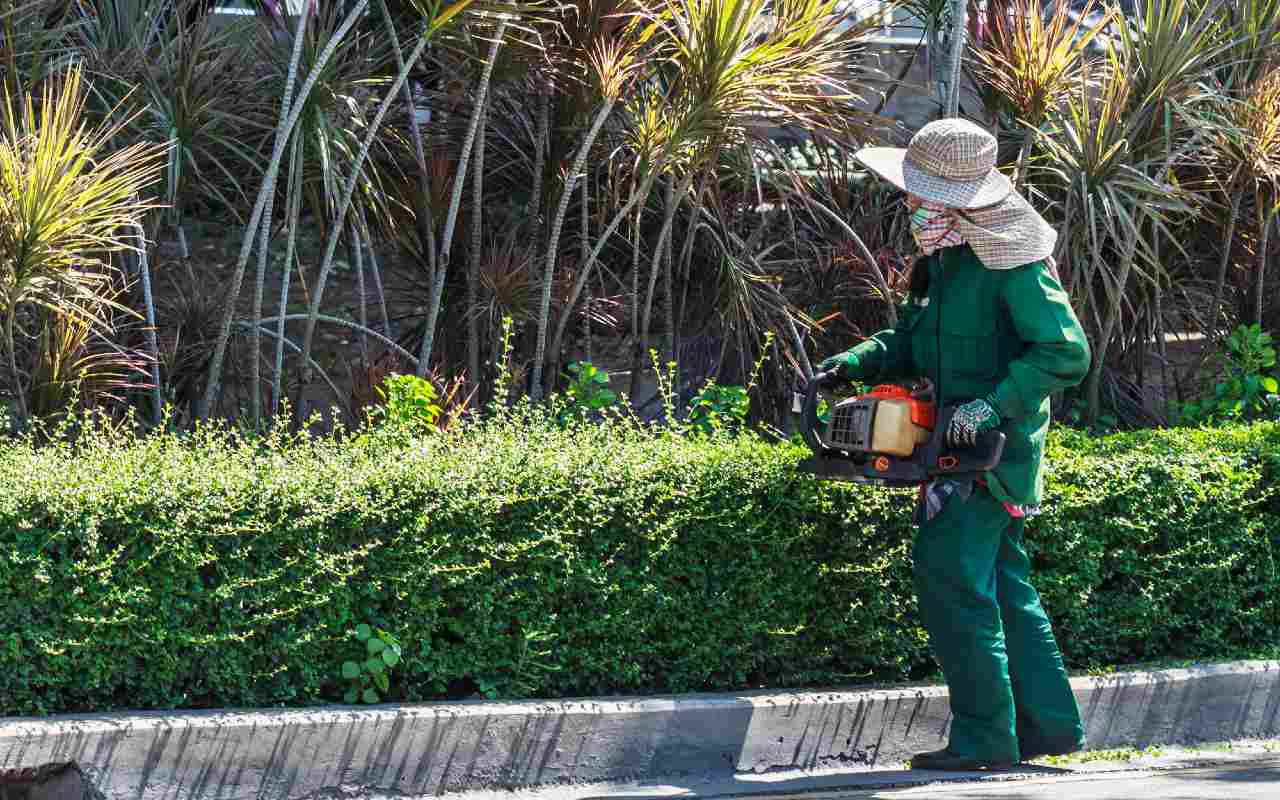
2, 661, 1278, 799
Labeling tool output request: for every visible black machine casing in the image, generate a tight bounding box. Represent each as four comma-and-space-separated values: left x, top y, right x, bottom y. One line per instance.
796, 373, 1006, 486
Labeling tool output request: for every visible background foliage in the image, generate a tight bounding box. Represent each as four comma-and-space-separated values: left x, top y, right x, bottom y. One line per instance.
2, 0, 1276, 433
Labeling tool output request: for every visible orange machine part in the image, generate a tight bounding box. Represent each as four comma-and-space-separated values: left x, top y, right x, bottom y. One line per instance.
865, 384, 937, 430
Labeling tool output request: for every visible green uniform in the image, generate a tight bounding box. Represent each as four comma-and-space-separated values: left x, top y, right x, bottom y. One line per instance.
844, 245, 1091, 762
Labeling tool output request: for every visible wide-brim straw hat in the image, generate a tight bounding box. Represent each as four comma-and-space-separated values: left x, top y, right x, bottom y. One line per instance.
856, 118, 1057, 270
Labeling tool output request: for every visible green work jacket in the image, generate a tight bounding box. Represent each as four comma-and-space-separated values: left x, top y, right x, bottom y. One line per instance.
847, 245, 1091, 506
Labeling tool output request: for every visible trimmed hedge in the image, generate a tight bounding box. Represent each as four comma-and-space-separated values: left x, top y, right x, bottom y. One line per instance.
1, 417, 1277, 715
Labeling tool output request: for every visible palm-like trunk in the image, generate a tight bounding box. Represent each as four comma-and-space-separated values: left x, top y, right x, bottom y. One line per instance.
1209, 183, 1244, 337
1257, 198, 1275, 327
943, 0, 968, 117
661, 176, 675, 369
358, 204, 390, 337
630, 171, 696, 401
5, 309, 26, 425
1084, 232, 1141, 425
200, 3, 368, 419
417, 20, 508, 376
296, 19, 451, 403
630, 185, 640, 383
530, 88, 550, 225
273, 134, 304, 419
1013, 125, 1035, 191
549, 169, 661, 364
351, 221, 368, 359
136, 223, 162, 427
379, 0, 437, 287
467, 93, 489, 390
250, 207, 276, 430
581, 164, 591, 365
530, 97, 616, 400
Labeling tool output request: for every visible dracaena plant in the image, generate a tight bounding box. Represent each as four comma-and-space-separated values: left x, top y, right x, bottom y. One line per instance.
973, 0, 1113, 188
1192, 0, 1280, 337
0, 67, 165, 426
1037, 50, 1195, 424
612, 0, 879, 398
1111, 0, 1229, 159
1208, 0, 1280, 95
1201, 69, 1280, 333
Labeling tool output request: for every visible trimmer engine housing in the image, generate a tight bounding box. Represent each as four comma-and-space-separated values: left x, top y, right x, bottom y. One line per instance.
798, 375, 1005, 486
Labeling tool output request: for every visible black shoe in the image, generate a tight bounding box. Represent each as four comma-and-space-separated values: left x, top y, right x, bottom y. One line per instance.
910, 747, 1015, 771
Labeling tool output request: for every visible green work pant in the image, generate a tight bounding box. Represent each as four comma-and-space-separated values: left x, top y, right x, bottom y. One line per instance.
913, 489, 1085, 762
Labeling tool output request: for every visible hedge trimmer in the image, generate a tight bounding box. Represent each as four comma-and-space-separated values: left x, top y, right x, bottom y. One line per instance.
796, 373, 1006, 486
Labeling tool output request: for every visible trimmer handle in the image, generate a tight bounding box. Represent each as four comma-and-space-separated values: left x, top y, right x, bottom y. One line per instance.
799, 371, 839, 456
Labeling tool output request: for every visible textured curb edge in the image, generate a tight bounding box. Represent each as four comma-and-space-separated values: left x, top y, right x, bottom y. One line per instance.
1, 661, 1278, 799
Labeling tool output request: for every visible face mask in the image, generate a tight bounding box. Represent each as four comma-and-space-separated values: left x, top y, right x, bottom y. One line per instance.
910, 201, 964, 255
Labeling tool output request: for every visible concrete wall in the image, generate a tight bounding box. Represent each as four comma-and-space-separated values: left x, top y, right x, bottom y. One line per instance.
2, 661, 1278, 798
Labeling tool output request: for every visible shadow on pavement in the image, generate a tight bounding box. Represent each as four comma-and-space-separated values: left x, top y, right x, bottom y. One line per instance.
571, 763, 1076, 800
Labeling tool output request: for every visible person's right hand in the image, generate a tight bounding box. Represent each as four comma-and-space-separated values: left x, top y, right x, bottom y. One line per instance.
817, 351, 862, 382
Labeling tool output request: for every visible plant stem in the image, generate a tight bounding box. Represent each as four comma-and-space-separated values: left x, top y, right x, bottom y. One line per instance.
1257, 200, 1275, 327
549, 169, 660, 364
5, 306, 26, 425
630, 178, 640, 376
631, 171, 696, 400
662, 175, 675, 368
782, 307, 813, 379
236, 321, 347, 412
357, 203, 390, 337
273, 133, 304, 419
418, 19, 508, 376
298, 18, 442, 398
351, 220, 368, 359
200, 2, 365, 419
135, 223, 162, 427
530, 87, 550, 225
1209, 181, 1243, 338
1013, 125, 1034, 191
1084, 231, 1140, 425
467, 91, 488, 390
259, 314, 418, 364
251, 194, 276, 432
802, 196, 898, 325
581, 161, 591, 365
531, 96, 615, 400
378, 0, 437, 286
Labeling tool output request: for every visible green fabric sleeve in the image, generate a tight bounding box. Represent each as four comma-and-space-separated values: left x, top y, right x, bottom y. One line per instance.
847, 305, 917, 382
988, 262, 1091, 420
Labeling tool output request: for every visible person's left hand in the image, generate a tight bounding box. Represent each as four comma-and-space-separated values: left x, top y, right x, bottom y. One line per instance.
947, 398, 1001, 448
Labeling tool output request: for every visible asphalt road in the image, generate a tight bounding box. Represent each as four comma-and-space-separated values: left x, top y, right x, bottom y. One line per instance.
446, 743, 1280, 800
846, 759, 1280, 799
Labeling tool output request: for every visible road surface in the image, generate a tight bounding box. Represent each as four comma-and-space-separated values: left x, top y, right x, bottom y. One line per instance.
449, 740, 1280, 800
829, 759, 1280, 799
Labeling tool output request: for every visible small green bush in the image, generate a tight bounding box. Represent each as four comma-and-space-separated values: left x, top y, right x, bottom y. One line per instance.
1181, 325, 1280, 423
0, 415, 1275, 715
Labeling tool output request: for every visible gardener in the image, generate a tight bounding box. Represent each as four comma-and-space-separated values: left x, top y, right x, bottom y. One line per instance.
819, 118, 1091, 771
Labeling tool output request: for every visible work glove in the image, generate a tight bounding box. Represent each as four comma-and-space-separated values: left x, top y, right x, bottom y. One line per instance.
817, 351, 862, 383
946, 397, 1001, 448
